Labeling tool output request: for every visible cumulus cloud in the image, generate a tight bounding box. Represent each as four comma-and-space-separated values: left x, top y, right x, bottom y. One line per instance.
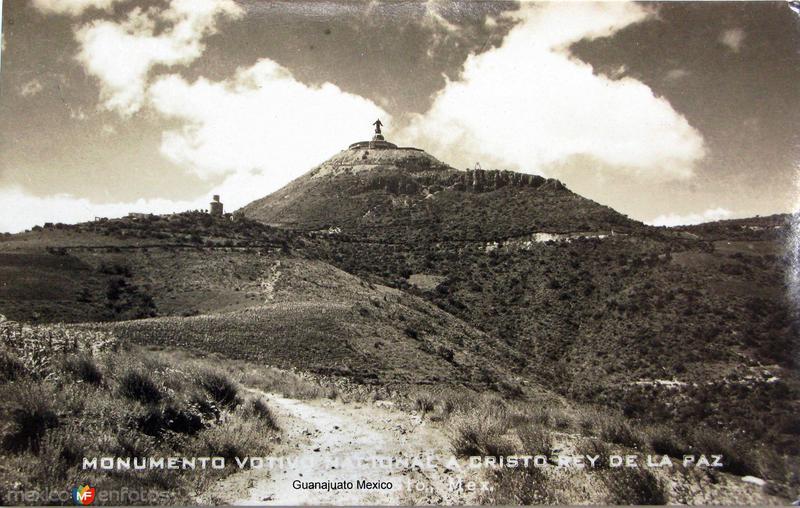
148, 58, 389, 202
720, 28, 745, 53
75, 0, 242, 115
0, 186, 206, 234
31, 0, 126, 16
649, 207, 733, 227
399, 2, 706, 180
20, 79, 44, 97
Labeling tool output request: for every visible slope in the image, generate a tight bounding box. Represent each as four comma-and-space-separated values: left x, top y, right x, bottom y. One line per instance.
241, 147, 642, 242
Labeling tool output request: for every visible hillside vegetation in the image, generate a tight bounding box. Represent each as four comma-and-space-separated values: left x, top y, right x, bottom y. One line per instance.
0, 147, 798, 501
0, 319, 311, 504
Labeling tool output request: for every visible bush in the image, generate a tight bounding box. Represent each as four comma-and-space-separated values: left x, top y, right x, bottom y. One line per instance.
450, 409, 514, 457
192, 413, 272, 461
0, 350, 26, 382
137, 403, 204, 437
516, 426, 552, 456
600, 416, 643, 448
586, 439, 612, 469
2, 385, 59, 453
118, 369, 162, 404
412, 392, 436, 414
487, 466, 560, 504
689, 428, 757, 476
240, 397, 279, 431
197, 369, 241, 409
603, 468, 667, 505
646, 425, 685, 458
64, 355, 103, 385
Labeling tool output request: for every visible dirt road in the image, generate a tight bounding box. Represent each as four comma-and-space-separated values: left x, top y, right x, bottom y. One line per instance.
201, 392, 480, 505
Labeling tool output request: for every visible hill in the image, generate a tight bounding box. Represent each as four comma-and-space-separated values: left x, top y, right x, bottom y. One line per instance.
240, 147, 642, 242
1, 146, 798, 493
88, 258, 531, 393
240, 147, 800, 472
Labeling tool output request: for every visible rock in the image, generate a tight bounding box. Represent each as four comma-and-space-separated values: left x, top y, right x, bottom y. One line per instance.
741, 476, 766, 486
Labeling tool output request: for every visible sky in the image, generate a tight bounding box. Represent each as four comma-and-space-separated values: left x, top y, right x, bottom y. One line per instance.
0, 0, 798, 233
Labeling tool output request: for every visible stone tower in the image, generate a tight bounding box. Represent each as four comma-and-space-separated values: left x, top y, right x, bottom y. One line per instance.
210, 195, 223, 217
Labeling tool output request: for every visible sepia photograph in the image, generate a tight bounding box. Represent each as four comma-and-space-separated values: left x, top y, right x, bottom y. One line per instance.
0, 0, 799, 505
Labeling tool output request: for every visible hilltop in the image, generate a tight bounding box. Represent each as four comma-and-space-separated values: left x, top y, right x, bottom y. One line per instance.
241, 146, 641, 242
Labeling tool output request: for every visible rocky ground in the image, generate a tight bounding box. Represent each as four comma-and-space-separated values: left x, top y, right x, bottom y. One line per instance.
200, 390, 481, 506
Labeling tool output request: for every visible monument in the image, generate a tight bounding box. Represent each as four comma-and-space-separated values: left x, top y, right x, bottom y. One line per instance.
348, 119, 399, 150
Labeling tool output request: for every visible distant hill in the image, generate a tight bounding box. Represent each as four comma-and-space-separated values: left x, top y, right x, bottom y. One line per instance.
241, 147, 642, 242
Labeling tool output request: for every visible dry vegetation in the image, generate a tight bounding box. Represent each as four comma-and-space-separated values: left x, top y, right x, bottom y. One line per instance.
0, 319, 332, 505
0, 154, 797, 505
401, 388, 796, 504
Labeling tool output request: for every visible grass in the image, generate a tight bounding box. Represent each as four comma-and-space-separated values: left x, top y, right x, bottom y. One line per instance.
599, 414, 644, 449
1, 384, 59, 453
64, 355, 103, 385
603, 468, 667, 505
450, 403, 515, 458
0, 323, 295, 504
687, 427, 758, 476
197, 369, 242, 409
118, 368, 163, 404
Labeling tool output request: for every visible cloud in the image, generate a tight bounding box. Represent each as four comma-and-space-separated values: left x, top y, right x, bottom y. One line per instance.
20, 79, 44, 97
31, 0, 126, 16
75, 0, 242, 115
649, 207, 733, 227
665, 68, 690, 81
399, 2, 706, 180
0, 186, 205, 234
148, 58, 389, 203
720, 28, 745, 53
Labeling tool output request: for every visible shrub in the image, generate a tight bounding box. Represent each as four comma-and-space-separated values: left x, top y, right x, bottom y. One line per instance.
603, 468, 667, 505
487, 466, 560, 504
118, 369, 162, 404
646, 425, 685, 458
412, 392, 436, 414
197, 370, 241, 409
586, 439, 612, 469
549, 407, 574, 430
192, 413, 272, 461
600, 416, 643, 448
240, 397, 279, 432
450, 409, 514, 458
0, 350, 26, 382
2, 385, 59, 453
577, 411, 601, 436
689, 428, 757, 476
64, 355, 103, 385
516, 426, 552, 456
527, 406, 552, 427
137, 403, 204, 437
